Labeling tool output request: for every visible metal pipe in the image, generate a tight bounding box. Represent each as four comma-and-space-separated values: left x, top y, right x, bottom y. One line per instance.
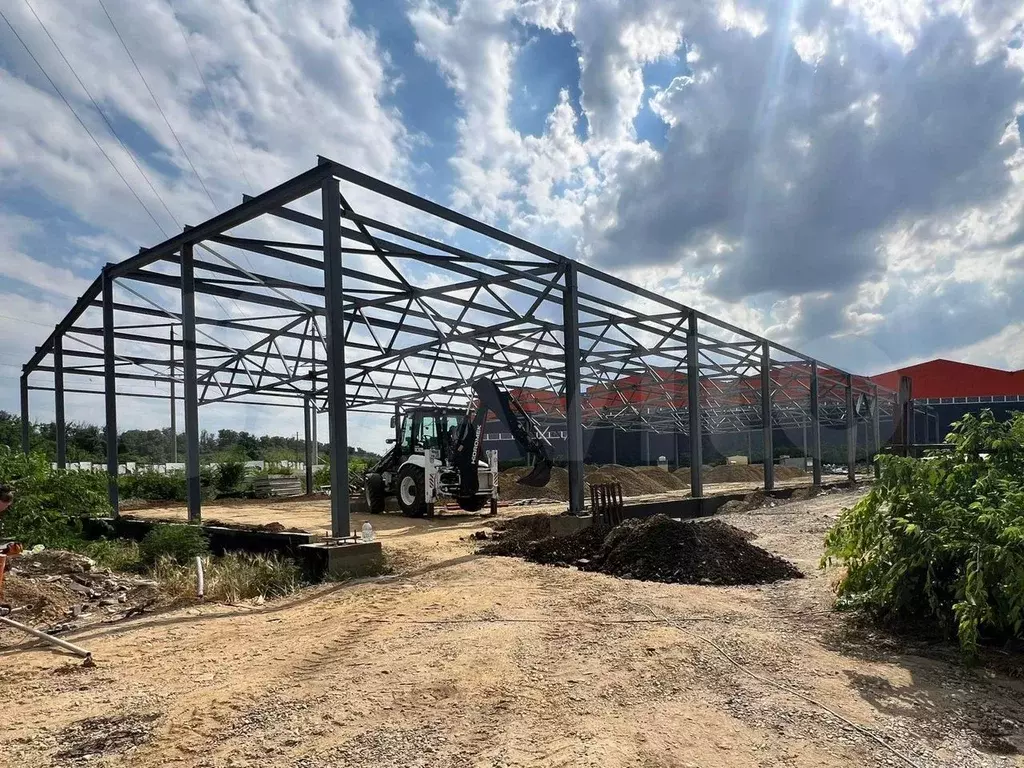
181, 244, 202, 523
102, 268, 119, 513
562, 262, 584, 514
0, 615, 93, 660
322, 177, 350, 536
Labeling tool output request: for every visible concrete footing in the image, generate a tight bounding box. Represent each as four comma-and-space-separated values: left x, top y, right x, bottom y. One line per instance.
299, 541, 385, 579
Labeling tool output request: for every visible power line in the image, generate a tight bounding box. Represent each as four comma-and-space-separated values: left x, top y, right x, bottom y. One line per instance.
0, 7, 168, 235
97, 0, 218, 212
22, 0, 178, 232
164, 0, 253, 192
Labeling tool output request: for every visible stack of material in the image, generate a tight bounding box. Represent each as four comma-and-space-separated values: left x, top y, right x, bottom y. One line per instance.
252, 475, 304, 498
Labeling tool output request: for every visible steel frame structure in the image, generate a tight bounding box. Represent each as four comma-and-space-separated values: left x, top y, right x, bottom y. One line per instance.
20, 157, 917, 533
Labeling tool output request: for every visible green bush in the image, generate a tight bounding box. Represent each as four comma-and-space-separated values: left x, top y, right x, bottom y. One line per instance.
0, 447, 111, 546
139, 524, 210, 565
80, 538, 144, 572
119, 471, 187, 501
217, 460, 247, 494
823, 410, 1024, 656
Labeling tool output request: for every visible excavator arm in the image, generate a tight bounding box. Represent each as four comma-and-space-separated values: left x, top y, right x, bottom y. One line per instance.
452, 378, 553, 492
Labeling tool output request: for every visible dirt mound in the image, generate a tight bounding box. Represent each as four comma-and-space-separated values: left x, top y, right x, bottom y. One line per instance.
496, 467, 570, 501
701, 464, 808, 484
481, 514, 802, 586
632, 466, 689, 491
497, 464, 689, 502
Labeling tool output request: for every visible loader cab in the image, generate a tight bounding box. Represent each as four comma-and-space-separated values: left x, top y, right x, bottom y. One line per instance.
393, 408, 464, 463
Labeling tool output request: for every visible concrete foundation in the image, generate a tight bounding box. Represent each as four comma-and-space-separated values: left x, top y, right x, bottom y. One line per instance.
299, 541, 385, 579
549, 514, 594, 537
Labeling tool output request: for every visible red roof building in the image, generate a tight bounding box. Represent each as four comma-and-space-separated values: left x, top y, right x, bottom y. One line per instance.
870, 359, 1024, 399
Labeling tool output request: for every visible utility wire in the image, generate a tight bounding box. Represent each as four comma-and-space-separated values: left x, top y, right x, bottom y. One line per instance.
22, 0, 178, 233
164, 0, 253, 192
0, 7, 167, 235
96, 0, 218, 212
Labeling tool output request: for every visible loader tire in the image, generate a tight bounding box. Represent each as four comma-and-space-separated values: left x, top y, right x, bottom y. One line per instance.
396, 465, 427, 517
364, 473, 386, 515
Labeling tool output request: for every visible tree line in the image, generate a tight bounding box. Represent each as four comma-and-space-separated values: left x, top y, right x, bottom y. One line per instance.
0, 411, 379, 465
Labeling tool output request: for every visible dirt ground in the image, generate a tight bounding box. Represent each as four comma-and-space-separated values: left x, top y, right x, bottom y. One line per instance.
2, 488, 1023, 768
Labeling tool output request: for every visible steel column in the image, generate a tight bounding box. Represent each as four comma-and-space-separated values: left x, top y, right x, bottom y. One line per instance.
102, 268, 119, 513
611, 427, 617, 465
562, 262, 584, 514
54, 335, 66, 468
304, 396, 314, 494
845, 374, 856, 482
686, 311, 703, 497
19, 374, 29, 454
322, 177, 350, 535
170, 326, 177, 463
810, 361, 821, 487
872, 384, 880, 456
760, 341, 774, 491
181, 245, 202, 522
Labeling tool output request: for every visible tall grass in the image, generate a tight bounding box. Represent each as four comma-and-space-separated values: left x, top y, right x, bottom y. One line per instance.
150, 552, 303, 603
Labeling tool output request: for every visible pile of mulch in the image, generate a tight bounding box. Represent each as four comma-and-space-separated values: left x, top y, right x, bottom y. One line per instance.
480, 514, 802, 586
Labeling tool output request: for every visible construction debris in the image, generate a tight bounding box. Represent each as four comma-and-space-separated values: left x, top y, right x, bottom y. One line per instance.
480, 514, 803, 586
0, 550, 160, 634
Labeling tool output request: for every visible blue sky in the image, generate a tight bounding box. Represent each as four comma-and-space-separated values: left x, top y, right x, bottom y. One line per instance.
1, 0, 1023, 449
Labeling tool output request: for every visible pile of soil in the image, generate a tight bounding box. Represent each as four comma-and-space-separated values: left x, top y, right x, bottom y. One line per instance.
496, 467, 570, 502
632, 466, 689, 491
702, 464, 808, 484
478, 514, 554, 555
481, 514, 802, 586
497, 464, 693, 503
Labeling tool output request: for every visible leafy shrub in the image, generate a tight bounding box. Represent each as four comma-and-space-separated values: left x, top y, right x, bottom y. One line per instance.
80, 538, 144, 572
119, 471, 187, 501
217, 460, 247, 494
0, 447, 110, 546
139, 524, 210, 565
823, 410, 1024, 656
150, 552, 302, 603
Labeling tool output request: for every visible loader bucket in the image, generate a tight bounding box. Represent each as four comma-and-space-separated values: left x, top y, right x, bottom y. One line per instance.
517, 460, 552, 487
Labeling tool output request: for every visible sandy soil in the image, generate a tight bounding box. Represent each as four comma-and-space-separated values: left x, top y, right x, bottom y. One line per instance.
2, 488, 1022, 768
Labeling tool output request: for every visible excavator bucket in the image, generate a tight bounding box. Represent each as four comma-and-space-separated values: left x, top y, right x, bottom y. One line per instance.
517, 459, 553, 487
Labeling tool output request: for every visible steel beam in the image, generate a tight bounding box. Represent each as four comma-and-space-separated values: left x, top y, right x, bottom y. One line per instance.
102, 269, 119, 513
686, 312, 703, 497
563, 262, 584, 514
322, 177, 350, 536
760, 342, 774, 491
810, 361, 822, 487
181, 244, 202, 523
20, 374, 29, 454
54, 335, 66, 468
